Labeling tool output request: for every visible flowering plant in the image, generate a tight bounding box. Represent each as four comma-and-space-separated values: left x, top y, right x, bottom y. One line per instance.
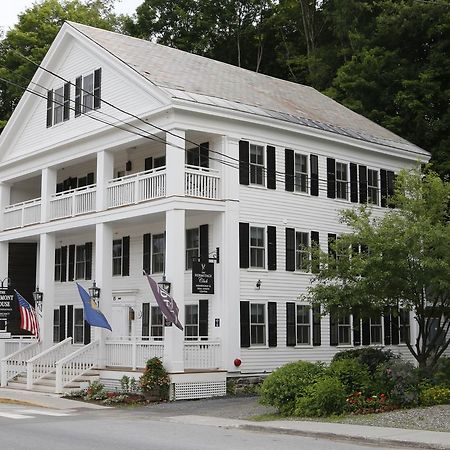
139, 357, 170, 399
346, 391, 396, 414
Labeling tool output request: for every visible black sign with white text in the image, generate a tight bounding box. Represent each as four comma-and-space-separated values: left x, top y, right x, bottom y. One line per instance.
192, 262, 214, 294
0, 288, 21, 334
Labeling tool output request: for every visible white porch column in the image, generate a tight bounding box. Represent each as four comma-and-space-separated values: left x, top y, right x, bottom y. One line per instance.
40, 168, 57, 223
165, 129, 186, 197
0, 182, 11, 231
96, 150, 114, 211
39, 233, 55, 348
163, 209, 185, 372
95, 223, 113, 367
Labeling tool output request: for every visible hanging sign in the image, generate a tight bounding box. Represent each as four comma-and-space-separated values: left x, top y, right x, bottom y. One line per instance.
192, 262, 214, 294
0, 287, 19, 334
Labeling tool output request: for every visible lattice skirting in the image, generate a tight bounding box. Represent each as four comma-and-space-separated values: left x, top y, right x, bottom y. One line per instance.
172, 381, 227, 401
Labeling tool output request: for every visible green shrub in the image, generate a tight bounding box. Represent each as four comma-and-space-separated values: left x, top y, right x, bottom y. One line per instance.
295, 377, 347, 417
431, 357, 450, 388
85, 380, 108, 401
120, 375, 139, 393
327, 359, 371, 396
420, 386, 450, 406
332, 347, 397, 374
139, 357, 170, 400
260, 361, 326, 415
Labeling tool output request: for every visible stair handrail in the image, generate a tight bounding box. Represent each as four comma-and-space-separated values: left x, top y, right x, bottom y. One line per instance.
1, 341, 41, 387
27, 337, 73, 390
55, 340, 100, 393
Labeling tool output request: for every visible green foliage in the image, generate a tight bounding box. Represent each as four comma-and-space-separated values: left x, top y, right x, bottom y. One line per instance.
327, 359, 371, 395
259, 361, 325, 415
332, 347, 397, 375
84, 380, 107, 401
139, 357, 170, 399
420, 386, 450, 406
295, 376, 347, 417
430, 357, 450, 388
345, 392, 393, 414
119, 375, 139, 393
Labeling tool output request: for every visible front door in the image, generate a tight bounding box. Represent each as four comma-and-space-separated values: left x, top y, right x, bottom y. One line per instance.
111, 306, 130, 338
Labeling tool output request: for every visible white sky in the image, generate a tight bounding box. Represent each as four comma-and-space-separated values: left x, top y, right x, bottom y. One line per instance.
0, 0, 143, 33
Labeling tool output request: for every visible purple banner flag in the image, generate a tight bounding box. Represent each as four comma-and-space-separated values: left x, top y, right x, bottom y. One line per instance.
144, 272, 183, 331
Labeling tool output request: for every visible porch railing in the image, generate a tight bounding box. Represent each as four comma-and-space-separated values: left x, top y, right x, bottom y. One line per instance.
26, 337, 73, 389
107, 168, 166, 209
185, 165, 220, 200
50, 184, 96, 220
55, 340, 99, 393
0, 336, 37, 360
184, 341, 221, 369
105, 337, 164, 370
0, 341, 41, 387
3, 198, 42, 230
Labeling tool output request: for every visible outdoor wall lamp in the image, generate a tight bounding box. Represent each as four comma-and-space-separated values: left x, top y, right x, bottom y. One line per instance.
158, 274, 171, 294
32, 287, 44, 312
256, 279, 261, 290
89, 280, 101, 302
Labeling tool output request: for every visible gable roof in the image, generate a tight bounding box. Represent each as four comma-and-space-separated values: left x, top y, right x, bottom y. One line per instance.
67, 21, 427, 156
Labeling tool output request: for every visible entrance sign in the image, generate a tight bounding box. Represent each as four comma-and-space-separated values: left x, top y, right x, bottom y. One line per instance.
0, 288, 15, 332
192, 262, 214, 294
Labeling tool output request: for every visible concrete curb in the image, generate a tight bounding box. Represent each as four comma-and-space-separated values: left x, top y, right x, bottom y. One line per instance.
240, 424, 449, 450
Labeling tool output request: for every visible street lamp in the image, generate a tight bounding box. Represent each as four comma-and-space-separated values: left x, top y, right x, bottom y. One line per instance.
32, 287, 44, 312
89, 280, 101, 304
158, 274, 171, 294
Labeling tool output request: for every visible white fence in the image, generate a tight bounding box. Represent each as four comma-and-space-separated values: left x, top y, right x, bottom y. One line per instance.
185, 166, 220, 200
50, 185, 96, 220
0, 336, 37, 359
107, 168, 166, 209
3, 198, 41, 230
1, 341, 41, 387
184, 341, 221, 369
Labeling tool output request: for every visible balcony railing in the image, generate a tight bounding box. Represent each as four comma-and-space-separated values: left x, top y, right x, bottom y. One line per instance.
107, 168, 166, 209
50, 184, 97, 220
185, 165, 220, 200
3, 198, 41, 230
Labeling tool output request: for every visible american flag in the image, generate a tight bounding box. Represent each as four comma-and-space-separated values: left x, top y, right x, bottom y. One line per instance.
15, 290, 40, 340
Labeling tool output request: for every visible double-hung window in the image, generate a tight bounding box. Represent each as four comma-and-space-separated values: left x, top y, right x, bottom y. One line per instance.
53, 87, 64, 124
336, 162, 348, 200
151, 306, 164, 340
338, 314, 351, 345
53, 309, 60, 343
250, 144, 265, 186
296, 305, 311, 345
295, 231, 309, 271
294, 153, 308, 193
75, 245, 86, 280
55, 248, 62, 281
250, 303, 266, 345
367, 169, 379, 205
185, 228, 199, 270
112, 239, 123, 276
152, 233, 165, 274
370, 316, 383, 344
82, 73, 94, 112
74, 308, 84, 344
250, 226, 265, 268
185, 304, 199, 340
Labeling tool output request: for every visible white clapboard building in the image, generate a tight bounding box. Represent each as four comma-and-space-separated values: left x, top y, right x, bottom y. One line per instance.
0, 22, 430, 398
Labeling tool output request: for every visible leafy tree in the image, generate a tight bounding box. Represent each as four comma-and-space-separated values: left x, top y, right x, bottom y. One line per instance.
305, 168, 450, 371
0, 0, 126, 131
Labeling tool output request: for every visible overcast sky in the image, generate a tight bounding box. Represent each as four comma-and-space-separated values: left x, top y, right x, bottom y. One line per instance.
0, 0, 143, 33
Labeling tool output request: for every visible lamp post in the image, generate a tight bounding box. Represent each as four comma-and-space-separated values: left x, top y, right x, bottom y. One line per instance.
89, 281, 101, 306
158, 274, 171, 294
32, 287, 44, 312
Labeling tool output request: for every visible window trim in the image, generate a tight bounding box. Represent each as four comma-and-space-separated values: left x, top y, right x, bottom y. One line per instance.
294, 152, 309, 194
249, 143, 266, 187
337, 313, 352, 346
249, 225, 266, 269
151, 233, 165, 274
73, 307, 85, 344
295, 230, 310, 272
369, 316, 383, 345
112, 238, 123, 276
367, 168, 379, 205
150, 305, 164, 341
184, 303, 199, 341
336, 161, 349, 201
250, 302, 267, 347
53, 86, 64, 125
185, 227, 200, 270
295, 304, 312, 347
75, 244, 86, 280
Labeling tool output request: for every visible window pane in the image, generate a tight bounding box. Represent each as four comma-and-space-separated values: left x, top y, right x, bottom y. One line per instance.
250, 227, 265, 268
83, 74, 94, 112
152, 233, 165, 273
186, 228, 199, 269
54, 87, 64, 124
294, 154, 308, 193
336, 162, 348, 200
250, 144, 265, 185
184, 304, 199, 340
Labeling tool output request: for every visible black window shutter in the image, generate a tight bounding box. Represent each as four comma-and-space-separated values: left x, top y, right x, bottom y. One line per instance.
67, 305, 73, 338
94, 68, 102, 109
353, 310, 361, 346
240, 301, 250, 348
328, 233, 337, 260
239, 140, 249, 185
70, 177, 78, 190
68, 245, 75, 281
286, 302, 296, 346
330, 312, 338, 346
359, 165, 368, 204
85, 242, 92, 280
384, 310, 392, 345
268, 302, 277, 347
46, 90, 53, 128
54, 248, 60, 281
75, 76, 82, 117
84, 321, 91, 344
87, 172, 95, 186
239, 223, 249, 269
380, 169, 387, 207
312, 305, 321, 346
350, 163, 358, 203
285, 228, 295, 272
266, 145, 276, 190
311, 231, 320, 273
145, 157, 153, 171
327, 158, 336, 198
143, 233, 151, 273
267, 226, 277, 271
63, 82, 70, 121
200, 142, 209, 168
387, 171, 395, 208
78, 177, 87, 188
362, 319, 370, 345
61, 246, 67, 282
391, 310, 400, 345
122, 236, 130, 276
56, 183, 64, 193
310, 154, 319, 196
200, 224, 209, 261
199, 299, 209, 339
285, 149, 294, 192
142, 303, 150, 337
59, 305, 66, 341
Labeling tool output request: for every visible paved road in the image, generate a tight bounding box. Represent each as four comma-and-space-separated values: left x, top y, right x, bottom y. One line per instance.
0, 404, 400, 450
